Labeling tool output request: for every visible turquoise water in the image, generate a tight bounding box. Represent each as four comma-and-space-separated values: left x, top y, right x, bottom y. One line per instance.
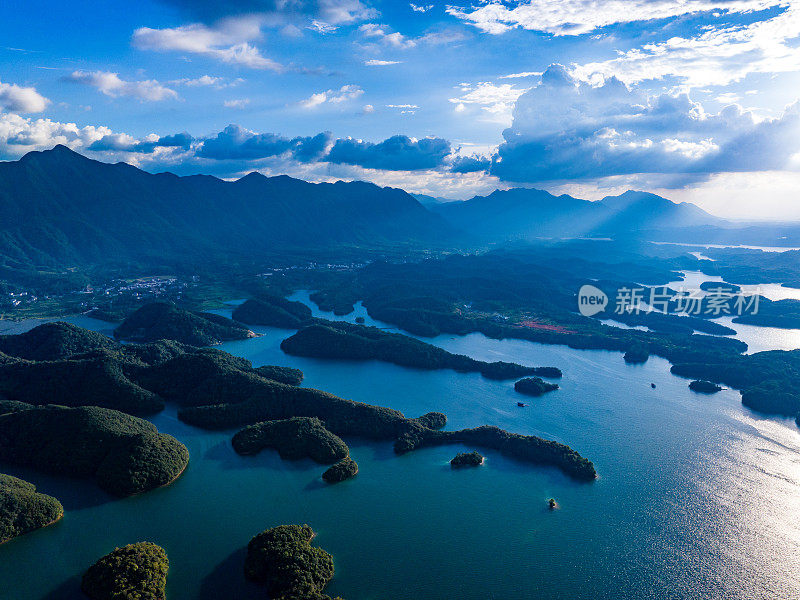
1, 299, 800, 599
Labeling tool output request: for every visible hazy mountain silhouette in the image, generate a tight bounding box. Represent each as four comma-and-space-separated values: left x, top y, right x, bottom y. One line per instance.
431, 187, 725, 242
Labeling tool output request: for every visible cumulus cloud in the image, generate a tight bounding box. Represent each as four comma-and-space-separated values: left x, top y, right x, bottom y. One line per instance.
0, 81, 49, 113
224, 98, 250, 108
326, 134, 451, 170
490, 63, 800, 183
133, 17, 282, 70
410, 3, 433, 12
64, 71, 179, 102
300, 84, 364, 108
0, 112, 113, 158
447, 0, 783, 36
197, 124, 332, 162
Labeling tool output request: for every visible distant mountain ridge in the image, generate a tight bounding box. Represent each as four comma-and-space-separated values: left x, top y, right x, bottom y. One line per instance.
0, 145, 454, 271
430, 187, 725, 242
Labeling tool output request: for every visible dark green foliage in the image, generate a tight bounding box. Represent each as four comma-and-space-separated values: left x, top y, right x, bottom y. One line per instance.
0, 473, 63, 544
233, 296, 312, 328
0, 406, 188, 496
244, 524, 334, 599
671, 350, 800, 417
115, 302, 255, 346
689, 380, 722, 394
450, 451, 484, 468
81, 542, 169, 600
395, 425, 597, 482
322, 457, 358, 483
0, 321, 116, 361
280, 321, 559, 380
232, 417, 350, 464
623, 345, 650, 364
0, 353, 164, 415
414, 412, 446, 430
514, 377, 559, 397
254, 365, 304, 386
0, 399, 33, 415
733, 298, 800, 329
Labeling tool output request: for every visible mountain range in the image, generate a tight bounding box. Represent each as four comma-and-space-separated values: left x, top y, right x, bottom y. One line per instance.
0, 146, 796, 283
0, 145, 451, 272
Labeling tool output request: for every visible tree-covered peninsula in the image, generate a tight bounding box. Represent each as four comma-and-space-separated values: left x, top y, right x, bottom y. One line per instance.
514, 377, 559, 397
0, 473, 63, 545
82, 542, 169, 600
233, 296, 312, 328
0, 405, 189, 496
0, 322, 305, 415
245, 524, 342, 600
115, 302, 256, 346
280, 321, 561, 380
232, 417, 350, 463
178, 374, 596, 481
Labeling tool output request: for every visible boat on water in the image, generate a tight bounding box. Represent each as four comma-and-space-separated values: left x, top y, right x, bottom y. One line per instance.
517, 402, 527, 407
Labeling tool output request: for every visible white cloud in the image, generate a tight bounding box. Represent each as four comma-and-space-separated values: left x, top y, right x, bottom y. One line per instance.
0, 81, 49, 113
364, 59, 402, 66
447, 0, 784, 36
410, 3, 434, 12
499, 71, 542, 79
449, 81, 531, 122
132, 17, 282, 70
65, 71, 178, 102
308, 19, 338, 33
359, 23, 416, 48
569, 4, 800, 87
300, 84, 364, 108
362, 104, 375, 113
492, 63, 800, 183
0, 112, 112, 158
224, 99, 250, 108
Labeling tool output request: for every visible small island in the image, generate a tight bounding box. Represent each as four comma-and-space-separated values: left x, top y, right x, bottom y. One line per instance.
281, 321, 561, 380
548, 498, 557, 510
232, 296, 312, 328
232, 417, 350, 464
0, 474, 64, 545
0, 405, 189, 496
244, 524, 340, 600
115, 302, 256, 346
623, 345, 650, 364
450, 451, 484, 468
689, 380, 723, 393
322, 457, 359, 483
514, 377, 559, 397
81, 542, 169, 600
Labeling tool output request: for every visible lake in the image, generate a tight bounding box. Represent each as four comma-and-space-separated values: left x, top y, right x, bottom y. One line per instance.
1, 295, 799, 599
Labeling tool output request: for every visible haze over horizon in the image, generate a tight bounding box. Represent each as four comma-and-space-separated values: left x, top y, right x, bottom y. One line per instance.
3, 0, 800, 219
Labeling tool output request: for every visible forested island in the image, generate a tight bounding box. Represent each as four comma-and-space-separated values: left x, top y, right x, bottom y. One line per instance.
82, 542, 169, 600
245, 524, 342, 600
322, 457, 358, 483
0, 405, 188, 496
232, 417, 350, 463
514, 377, 559, 397
281, 320, 561, 380
115, 302, 256, 346
0, 474, 63, 545
232, 296, 312, 328
689, 380, 723, 393
450, 451, 484, 468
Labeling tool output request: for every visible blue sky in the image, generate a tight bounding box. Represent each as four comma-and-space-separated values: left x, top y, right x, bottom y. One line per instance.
2, 0, 800, 219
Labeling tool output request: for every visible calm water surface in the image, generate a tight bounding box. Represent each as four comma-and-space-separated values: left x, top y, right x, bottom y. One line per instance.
1, 297, 799, 599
